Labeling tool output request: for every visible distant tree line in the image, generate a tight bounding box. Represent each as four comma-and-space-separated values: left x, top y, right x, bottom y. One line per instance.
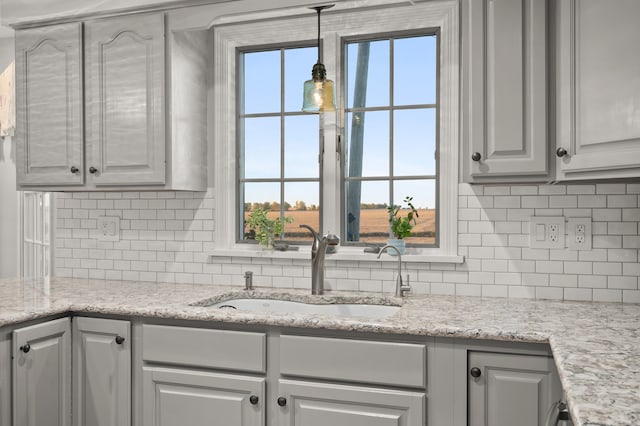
245, 201, 430, 211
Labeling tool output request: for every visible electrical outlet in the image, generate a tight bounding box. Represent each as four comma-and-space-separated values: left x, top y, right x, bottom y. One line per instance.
97, 216, 120, 242
568, 217, 591, 250
529, 216, 565, 248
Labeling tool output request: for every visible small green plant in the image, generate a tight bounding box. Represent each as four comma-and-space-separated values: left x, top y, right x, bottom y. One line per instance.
245, 208, 294, 248
387, 196, 419, 239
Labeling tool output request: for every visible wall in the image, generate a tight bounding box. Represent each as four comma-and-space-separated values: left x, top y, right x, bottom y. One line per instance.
0, 35, 17, 278
54, 182, 640, 303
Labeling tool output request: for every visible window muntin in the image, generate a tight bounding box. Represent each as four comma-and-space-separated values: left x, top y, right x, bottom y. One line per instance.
343, 34, 439, 246
238, 46, 320, 243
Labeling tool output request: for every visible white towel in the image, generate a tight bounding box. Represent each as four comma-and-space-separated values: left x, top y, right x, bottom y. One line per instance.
0, 61, 15, 138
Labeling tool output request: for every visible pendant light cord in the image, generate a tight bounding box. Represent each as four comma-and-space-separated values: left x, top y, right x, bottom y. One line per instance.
316, 7, 321, 63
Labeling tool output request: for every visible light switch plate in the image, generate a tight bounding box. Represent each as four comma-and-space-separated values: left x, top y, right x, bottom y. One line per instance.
529, 216, 565, 249
97, 216, 120, 242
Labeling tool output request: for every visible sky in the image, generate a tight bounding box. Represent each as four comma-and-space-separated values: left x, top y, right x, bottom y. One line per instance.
241, 34, 437, 210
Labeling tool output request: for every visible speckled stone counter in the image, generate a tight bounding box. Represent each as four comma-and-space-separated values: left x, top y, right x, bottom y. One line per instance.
1, 277, 638, 426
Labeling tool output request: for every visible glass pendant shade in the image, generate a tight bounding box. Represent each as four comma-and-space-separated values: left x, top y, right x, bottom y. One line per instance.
302, 5, 336, 113
302, 63, 336, 113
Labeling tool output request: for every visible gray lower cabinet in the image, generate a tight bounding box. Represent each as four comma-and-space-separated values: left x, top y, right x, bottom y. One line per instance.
0, 332, 11, 426
468, 351, 563, 426
142, 366, 265, 426
72, 317, 131, 426
12, 317, 71, 426
276, 379, 425, 426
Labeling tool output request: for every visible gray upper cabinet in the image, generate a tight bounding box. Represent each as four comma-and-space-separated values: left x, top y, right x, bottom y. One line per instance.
15, 22, 84, 187
468, 351, 563, 426
84, 13, 166, 187
14, 12, 208, 191
555, 0, 640, 180
72, 317, 131, 426
12, 317, 71, 426
463, 0, 548, 182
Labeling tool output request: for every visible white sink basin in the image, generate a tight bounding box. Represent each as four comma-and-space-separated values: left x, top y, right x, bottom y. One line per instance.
209, 298, 400, 319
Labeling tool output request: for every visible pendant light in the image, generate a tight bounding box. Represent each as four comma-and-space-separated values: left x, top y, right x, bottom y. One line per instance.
302, 4, 336, 113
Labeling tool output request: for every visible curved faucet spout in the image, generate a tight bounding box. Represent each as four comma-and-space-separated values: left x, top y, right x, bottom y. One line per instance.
378, 245, 411, 297
300, 224, 339, 295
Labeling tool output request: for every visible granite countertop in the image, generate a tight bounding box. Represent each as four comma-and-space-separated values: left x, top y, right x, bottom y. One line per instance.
1, 277, 638, 426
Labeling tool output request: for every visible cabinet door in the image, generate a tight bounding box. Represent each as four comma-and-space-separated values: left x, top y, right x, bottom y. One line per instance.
12, 317, 71, 426
464, 0, 547, 181
85, 12, 166, 186
142, 366, 264, 426
0, 335, 10, 426
555, 0, 640, 180
276, 379, 425, 426
73, 317, 131, 426
468, 351, 562, 426
15, 22, 84, 187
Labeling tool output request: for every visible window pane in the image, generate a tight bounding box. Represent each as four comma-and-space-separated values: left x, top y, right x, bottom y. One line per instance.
345, 111, 389, 178
243, 117, 281, 179
284, 182, 319, 241
394, 35, 437, 105
243, 50, 281, 114
393, 108, 436, 175
345, 180, 389, 243
393, 179, 436, 245
285, 47, 317, 112
284, 115, 319, 178
242, 182, 281, 240
346, 40, 389, 108
24, 194, 34, 241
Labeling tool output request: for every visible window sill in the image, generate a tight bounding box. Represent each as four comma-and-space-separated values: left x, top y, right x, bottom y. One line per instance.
208, 247, 464, 264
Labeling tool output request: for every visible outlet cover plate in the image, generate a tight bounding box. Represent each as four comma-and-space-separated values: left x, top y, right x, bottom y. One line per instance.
97, 216, 120, 242
529, 216, 565, 249
567, 217, 592, 250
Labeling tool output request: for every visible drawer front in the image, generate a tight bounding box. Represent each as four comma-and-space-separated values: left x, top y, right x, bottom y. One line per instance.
280, 335, 426, 388
142, 325, 266, 373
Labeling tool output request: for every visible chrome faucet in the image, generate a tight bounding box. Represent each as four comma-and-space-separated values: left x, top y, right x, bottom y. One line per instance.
377, 245, 411, 297
300, 224, 340, 295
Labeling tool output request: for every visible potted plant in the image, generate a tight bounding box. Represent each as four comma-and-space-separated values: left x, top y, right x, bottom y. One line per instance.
386, 196, 419, 255
245, 208, 294, 250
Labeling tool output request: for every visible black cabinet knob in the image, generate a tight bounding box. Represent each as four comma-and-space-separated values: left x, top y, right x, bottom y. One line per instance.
249, 395, 259, 405
115, 335, 125, 345
470, 367, 482, 378
20, 344, 31, 353
70, 166, 79, 174
471, 152, 482, 162
89, 167, 98, 174
556, 147, 568, 158
277, 397, 287, 407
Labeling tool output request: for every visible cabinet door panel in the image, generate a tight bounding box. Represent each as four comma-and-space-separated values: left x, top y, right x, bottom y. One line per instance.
556, 0, 640, 179
85, 12, 165, 186
73, 317, 131, 426
15, 23, 83, 187
468, 351, 563, 426
142, 366, 264, 426
277, 380, 425, 426
465, 0, 547, 180
12, 318, 71, 426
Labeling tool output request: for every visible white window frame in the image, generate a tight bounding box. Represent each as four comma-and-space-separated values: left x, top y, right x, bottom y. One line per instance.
19, 191, 54, 279
212, 0, 461, 263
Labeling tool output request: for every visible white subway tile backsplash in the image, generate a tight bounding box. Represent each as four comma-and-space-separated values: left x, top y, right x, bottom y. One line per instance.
54, 183, 639, 303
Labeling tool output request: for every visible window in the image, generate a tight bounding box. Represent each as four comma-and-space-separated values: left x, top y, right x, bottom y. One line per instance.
343, 34, 438, 246
21, 192, 53, 279
238, 47, 320, 242
214, 0, 460, 261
